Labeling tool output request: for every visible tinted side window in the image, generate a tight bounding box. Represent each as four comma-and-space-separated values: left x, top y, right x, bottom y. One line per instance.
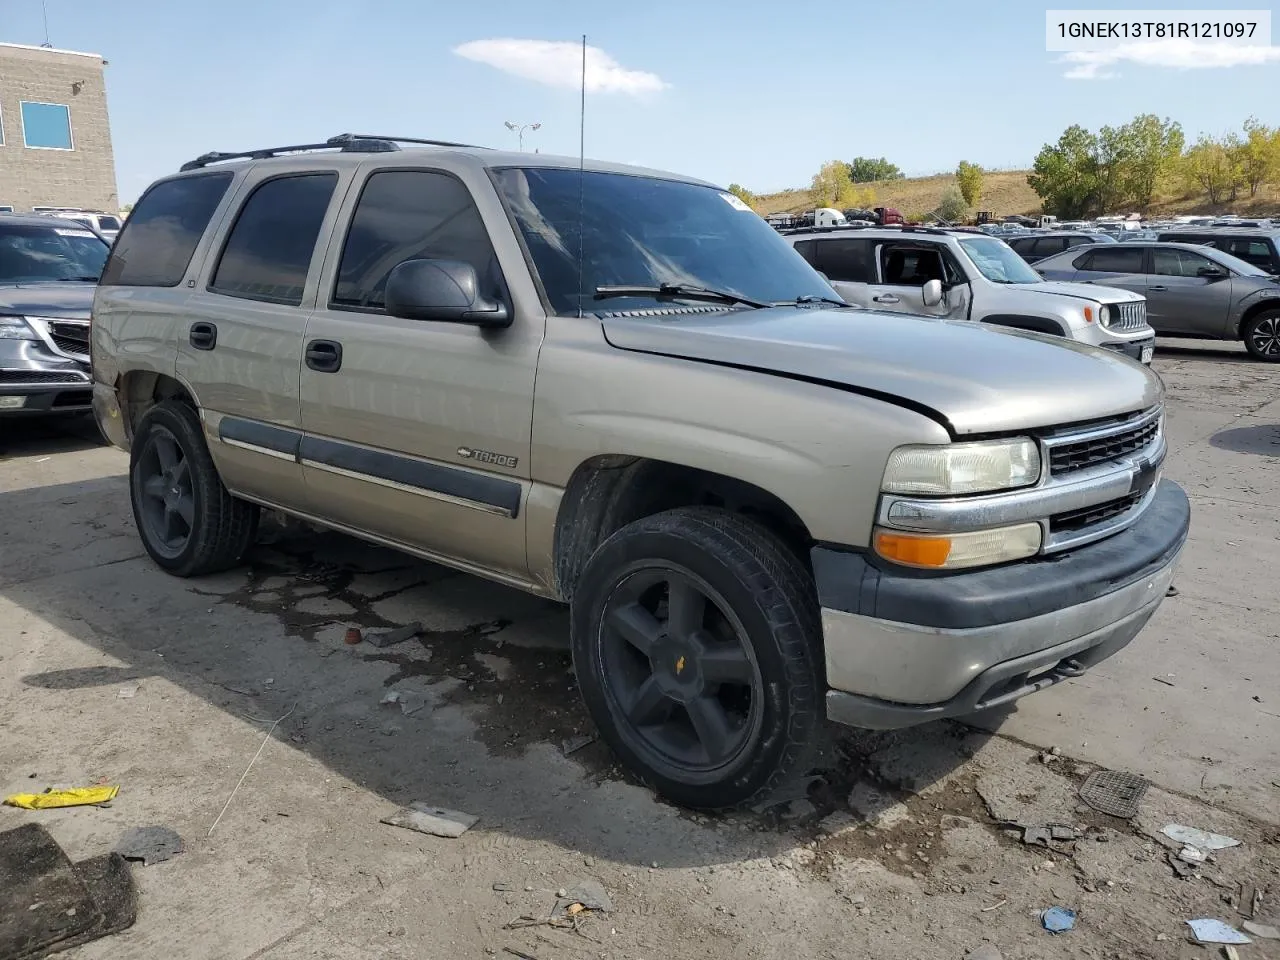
1033, 237, 1068, 257
1072, 251, 1095, 270
815, 238, 872, 282
100, 173, 233, 286
791, 240, 817, 265
1085, 247, 1144, 273
334, 170, 497, 310
1008, 237, 1035, 253
210, 174, 338, 306
1227, 238, 1275, 268
1152, 248, 1216, 277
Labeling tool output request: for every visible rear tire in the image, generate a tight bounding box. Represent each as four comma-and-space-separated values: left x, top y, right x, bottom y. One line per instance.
1242, 310, 1280, 361
129, 400, 258, 576
571, 507, 823, 810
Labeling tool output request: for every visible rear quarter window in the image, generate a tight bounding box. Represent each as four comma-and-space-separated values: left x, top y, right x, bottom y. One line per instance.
100, 173, 234, 287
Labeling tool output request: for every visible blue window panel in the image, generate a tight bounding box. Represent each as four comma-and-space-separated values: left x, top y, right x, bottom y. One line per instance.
21, 102, 73, 150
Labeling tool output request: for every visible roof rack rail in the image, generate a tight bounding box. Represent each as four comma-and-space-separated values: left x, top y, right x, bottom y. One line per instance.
778, 224, 872, 236
329, 133, 491, 150
179, 133, 492, 172
179, 137, 402, 172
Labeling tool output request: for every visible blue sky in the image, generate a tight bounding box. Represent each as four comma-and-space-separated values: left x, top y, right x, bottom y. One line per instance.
5, 0, 1279, 203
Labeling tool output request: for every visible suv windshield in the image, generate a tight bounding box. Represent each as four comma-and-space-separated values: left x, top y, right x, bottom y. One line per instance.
957, 236, 1044, 284
494, 167, 835, 315
0, 223, 110, 283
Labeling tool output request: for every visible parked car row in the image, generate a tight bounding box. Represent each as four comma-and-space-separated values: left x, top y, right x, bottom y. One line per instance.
76, 135, 1189, 811
1031, 240, 1280, 360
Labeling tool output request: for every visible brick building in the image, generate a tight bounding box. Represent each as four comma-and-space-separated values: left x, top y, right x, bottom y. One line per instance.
0, 42, 118, 214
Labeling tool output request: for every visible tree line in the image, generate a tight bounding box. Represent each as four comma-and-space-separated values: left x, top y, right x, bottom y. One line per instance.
1029, 115, 1280, 217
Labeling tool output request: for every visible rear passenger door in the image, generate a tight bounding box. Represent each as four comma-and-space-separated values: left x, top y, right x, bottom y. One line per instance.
802, 237, 875, 308
1070, 245, 1147, 298
177, 168, 343, 506
298, 166, 540, 580
1147, 247, 1232, 336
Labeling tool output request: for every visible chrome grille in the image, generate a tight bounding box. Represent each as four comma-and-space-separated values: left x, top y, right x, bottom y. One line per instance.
1050, 491, 1142, 533
0, 369, 89, 384
48, 320, 90, 358
1110, 301, 1148, 332
1048, 410, 1161, 477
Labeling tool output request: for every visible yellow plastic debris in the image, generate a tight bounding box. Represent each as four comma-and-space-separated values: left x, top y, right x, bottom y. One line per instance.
4, 785, 119, 809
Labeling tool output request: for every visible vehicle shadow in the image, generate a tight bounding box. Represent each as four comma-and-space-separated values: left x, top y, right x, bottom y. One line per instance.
1154, 340, 1253, 364
1, 476, 994, 869
0, 415, 105, 459
1209, 422, 1280, 456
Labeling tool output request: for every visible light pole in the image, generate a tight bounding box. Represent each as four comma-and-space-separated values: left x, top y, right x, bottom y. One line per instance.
504, 120, 541, 152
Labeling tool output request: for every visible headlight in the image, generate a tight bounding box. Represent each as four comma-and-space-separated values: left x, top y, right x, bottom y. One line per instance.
881, 438, 1041, 495
0, 316, 38, 340
873, 523, 1043, 570
1098, 304, 1112, 327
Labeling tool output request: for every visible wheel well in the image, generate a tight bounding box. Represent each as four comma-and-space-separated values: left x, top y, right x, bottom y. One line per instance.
120, 371, 195, 440
981, 314, 1067, 337
552, 456, 814, 603
1237, 300, 1280, 338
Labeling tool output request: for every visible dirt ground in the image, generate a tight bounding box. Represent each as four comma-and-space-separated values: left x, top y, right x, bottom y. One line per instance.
1, 338, 1278, 960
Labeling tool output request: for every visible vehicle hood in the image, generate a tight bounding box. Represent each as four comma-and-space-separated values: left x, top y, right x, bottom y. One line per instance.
1019, 280, 1145, 304
601, 306, 1162, 436
0, 281, 95, 319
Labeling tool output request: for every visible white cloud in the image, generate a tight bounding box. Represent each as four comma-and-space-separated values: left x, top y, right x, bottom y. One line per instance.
1061, 39, 1280, 79
453, 39, 668, 96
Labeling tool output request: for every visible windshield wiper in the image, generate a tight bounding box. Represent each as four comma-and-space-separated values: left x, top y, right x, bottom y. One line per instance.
594, 283, 770, 309
782, 294, 854, 308
57, 275, 100, 282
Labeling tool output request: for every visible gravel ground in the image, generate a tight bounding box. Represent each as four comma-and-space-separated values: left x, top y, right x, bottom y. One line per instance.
1, 338, 1277, 960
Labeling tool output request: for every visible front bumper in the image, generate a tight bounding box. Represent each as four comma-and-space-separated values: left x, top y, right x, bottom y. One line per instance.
816, 478, 1189, 729
0, 339, 92, 416
1101, 333, 1156, 364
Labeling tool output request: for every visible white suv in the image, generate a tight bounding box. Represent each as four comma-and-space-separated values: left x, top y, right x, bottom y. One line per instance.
784, 227, 1156, 364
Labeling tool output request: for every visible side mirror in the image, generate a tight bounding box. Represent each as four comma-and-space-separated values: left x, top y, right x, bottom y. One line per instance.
921, 278, 943, 307
1197, 266, 1228, 281
384, 259, 511, 328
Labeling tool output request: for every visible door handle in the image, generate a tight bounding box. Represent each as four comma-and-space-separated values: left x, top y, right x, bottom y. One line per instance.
305, 339, 343, 373
1148, 285, 1168, 291
189, 322, 217, 351
872, 294, 900, 304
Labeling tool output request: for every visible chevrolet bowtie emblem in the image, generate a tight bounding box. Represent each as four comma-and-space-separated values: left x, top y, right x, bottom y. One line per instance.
675, 655, 686, 675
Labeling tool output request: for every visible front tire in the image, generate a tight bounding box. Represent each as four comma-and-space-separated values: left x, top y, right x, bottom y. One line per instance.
571, 507, 823, 810
1242, 310, 1280, 361
129, 400, 258, 576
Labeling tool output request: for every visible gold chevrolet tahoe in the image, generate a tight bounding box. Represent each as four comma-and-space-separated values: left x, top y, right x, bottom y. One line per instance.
91, 135, 1190, 810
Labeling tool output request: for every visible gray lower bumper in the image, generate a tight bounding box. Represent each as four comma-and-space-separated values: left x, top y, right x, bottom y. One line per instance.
824, 558, 1173, 729
818, 478, 1189, 730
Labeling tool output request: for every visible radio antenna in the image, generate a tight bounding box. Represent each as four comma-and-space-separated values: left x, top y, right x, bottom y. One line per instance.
576, 34, 586, 319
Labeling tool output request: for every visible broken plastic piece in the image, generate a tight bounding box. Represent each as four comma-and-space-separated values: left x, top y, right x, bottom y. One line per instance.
1178, 844, 1208, 864
1186, 919, 1251, 944
1242, 921, 1280, 940
367, 622, 423, 649
4, 786, 120, 810
380, 801, 477, 838
1162, 824, 1240, 851
343, 627, 362, 645
113, 826, 183, 866
1041, 906, 1076, 933
1079, 769, 1147, 818
561, 734, 595, 756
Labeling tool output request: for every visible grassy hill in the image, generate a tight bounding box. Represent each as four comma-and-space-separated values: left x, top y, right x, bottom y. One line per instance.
754, 169, 1280, 219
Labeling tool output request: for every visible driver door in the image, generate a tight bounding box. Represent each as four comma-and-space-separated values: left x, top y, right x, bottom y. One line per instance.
1146, 247, 1233, 337
866, 242, 970, 319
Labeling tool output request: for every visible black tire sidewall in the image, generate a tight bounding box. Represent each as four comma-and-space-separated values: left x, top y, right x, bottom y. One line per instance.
129, 402, 214, 573
572, 512, 819, 809
1243, 310, 1280, 361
